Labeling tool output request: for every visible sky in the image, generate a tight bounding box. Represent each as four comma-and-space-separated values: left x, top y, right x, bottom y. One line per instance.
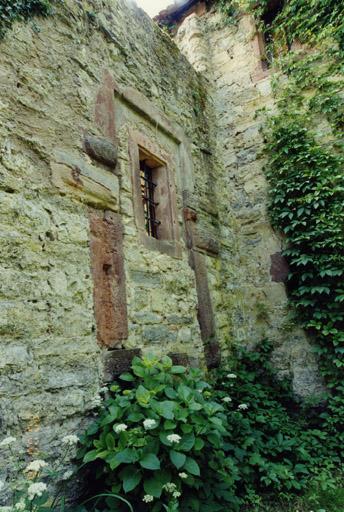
135, 0, 173, 17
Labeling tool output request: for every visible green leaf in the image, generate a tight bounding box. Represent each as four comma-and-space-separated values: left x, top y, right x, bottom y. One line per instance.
144, 477, 164, 498
128, 412, 144, 422
194, 438, 205, 451
164, 420, 177, 430
140, 453, 161, 470
179, 433, 195, 451
83, 450, 99, 463
178, 384, 193, 402
120, 372, 135, 381
171, 365, 186, 374
165, 387, 177, 399
183, 457, 200, 476
121, 468, 142, 493
114, 449, 138, 465
136, 385, 151, 405
153, 400, 176, 420
170, 450, 186, 469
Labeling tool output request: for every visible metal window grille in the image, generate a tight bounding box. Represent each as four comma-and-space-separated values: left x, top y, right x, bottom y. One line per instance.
140, 161, 160, 239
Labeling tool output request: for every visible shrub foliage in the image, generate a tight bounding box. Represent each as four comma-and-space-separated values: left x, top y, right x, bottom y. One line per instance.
79, 355, 237, 512
79, 350, 342, 511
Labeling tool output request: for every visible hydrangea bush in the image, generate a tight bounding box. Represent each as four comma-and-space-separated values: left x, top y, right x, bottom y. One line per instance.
79, 355, 238, 512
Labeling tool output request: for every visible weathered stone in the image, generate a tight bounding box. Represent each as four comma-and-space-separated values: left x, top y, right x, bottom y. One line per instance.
130, 271, 161, 287
168, 352, 199, 368
89, 209, 128, 348
183, 207, 221, 369
142, 325, 178, 344
102, 349, 141, 382
270, 252, 289, 283
51, 151, 119, 211
83, 135, 119, 170
133, 312, 162, 324
193, 231, 220, 256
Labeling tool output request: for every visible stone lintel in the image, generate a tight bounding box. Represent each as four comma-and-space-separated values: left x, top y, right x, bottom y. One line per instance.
115, 84, 185, 145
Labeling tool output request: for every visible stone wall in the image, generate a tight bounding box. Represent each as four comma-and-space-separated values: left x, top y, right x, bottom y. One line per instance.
0, 0, 211, 495
174, 9, 324, 397
0, 0, 324, 498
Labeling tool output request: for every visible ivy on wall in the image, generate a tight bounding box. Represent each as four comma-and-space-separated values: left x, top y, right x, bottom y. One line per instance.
0, 0, 56, 38
218, 0, 344, 447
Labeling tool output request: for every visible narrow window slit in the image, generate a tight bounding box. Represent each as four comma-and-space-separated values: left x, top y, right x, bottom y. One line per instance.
140, 160, 161, 239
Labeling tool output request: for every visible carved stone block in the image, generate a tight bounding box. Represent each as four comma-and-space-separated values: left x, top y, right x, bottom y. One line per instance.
84, 135, 119, 170
52, 150, 119, 211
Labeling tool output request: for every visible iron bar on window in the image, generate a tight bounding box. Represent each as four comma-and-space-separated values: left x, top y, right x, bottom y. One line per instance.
140, 161, 160, 239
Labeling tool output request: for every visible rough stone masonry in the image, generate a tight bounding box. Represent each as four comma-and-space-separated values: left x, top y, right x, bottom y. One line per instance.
0, 0, 323, 493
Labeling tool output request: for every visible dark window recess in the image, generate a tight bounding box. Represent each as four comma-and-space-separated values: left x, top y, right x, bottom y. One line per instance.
140, 160, 161, 239
261, 0, 285, 68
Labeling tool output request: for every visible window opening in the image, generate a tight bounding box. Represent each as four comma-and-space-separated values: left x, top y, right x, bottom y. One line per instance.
140, 159, 161, 239
261, 0, 285, 68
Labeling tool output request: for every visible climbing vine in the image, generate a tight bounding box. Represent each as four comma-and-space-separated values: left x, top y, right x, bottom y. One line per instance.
0, 0, 56, 38
217, 0, 344, 460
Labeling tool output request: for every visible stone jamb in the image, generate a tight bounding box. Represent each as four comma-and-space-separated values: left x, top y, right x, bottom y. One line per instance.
245, 13, 271, 82
183, 207, 221, 368
89, 208, 128, 349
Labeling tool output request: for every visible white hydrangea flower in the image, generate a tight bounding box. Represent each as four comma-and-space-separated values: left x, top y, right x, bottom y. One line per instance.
143, 419, 157, 430
227, 373, 237, 379
222, 397, 232, 403
28, 482, 47, 501
62, 470, 73, 480
173, 491, 181, 499
163, 482, 177, 493
62, 435, 79, 446
25, 460, 48, 473
0, 507, 12, 512
99, 387, 108, 394
167, 434, 181, 444
142, 495, 154, 503
178, 472, 188, 479
238, 403, 249, 410
15, 501, 26, 511
114, 423, 128, 434
0, 436, 16, 448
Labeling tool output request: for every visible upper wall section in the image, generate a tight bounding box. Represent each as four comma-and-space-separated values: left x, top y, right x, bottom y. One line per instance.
172, 7, 325, 399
